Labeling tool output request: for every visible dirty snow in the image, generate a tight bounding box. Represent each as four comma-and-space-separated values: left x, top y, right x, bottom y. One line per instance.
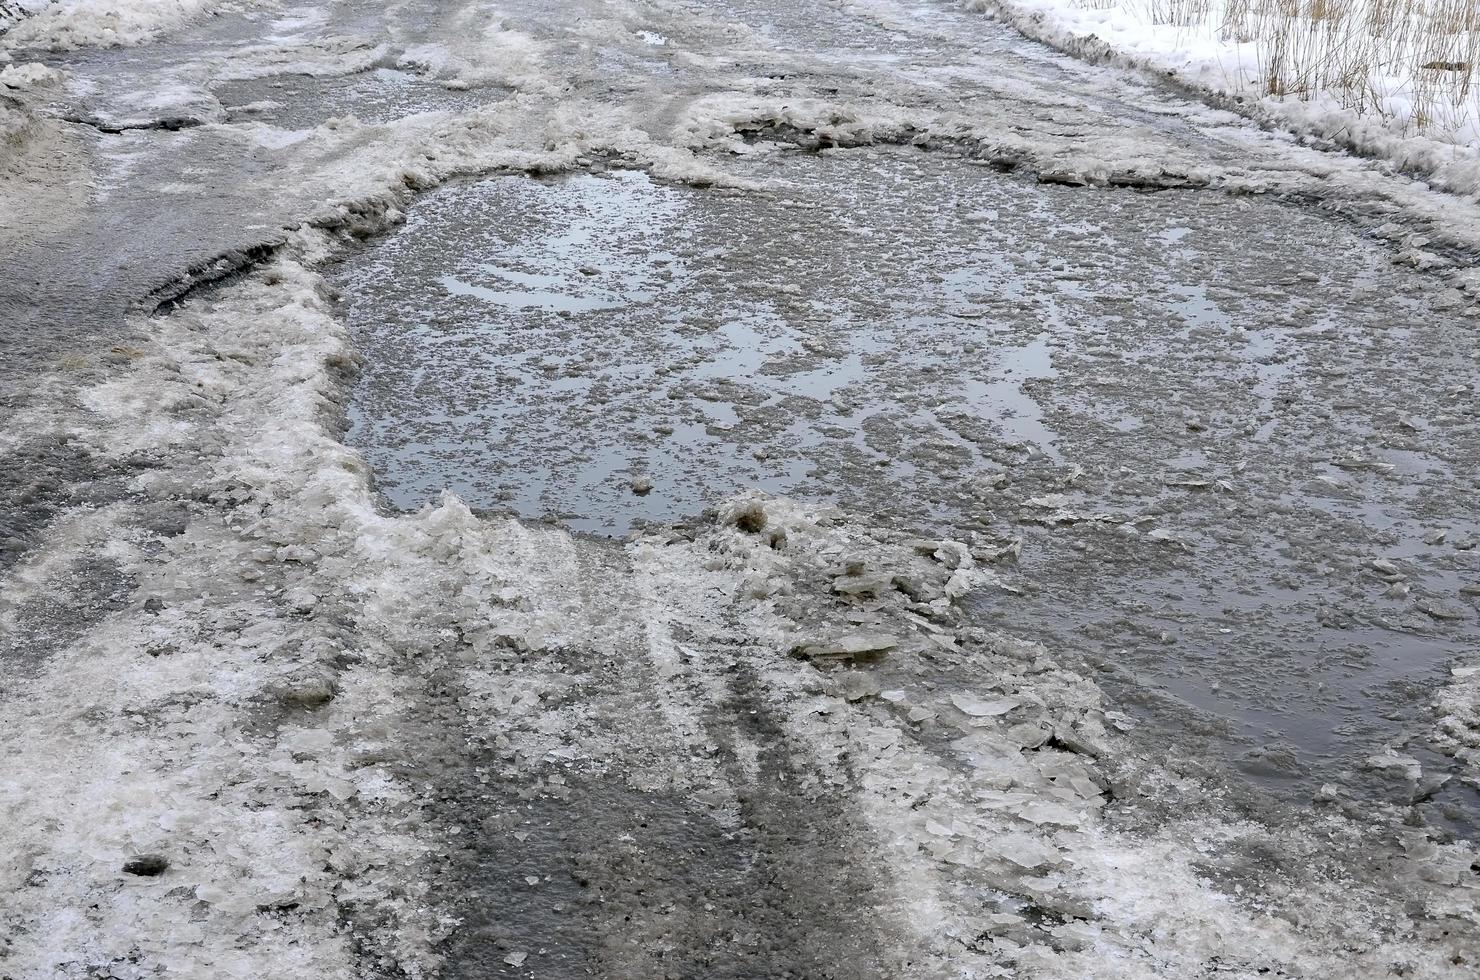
2, 0, 1479, 974
0, 0, 222, 51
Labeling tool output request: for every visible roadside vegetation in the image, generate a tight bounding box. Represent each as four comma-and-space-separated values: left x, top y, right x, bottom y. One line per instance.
1071, 0, 1480, 141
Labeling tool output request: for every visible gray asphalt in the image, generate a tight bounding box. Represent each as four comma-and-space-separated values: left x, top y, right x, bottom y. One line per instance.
3, 0, 1479, 974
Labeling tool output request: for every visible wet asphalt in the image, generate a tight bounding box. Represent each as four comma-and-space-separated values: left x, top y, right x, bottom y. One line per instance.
335, 152, 1480, 826
3, 0, 1479, 973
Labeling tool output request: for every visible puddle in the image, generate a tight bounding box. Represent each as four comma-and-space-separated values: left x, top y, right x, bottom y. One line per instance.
332, 160, 1085, 534
961, 334, 1062, 463
213, 67, 496, 128
334, 146, 1480, 827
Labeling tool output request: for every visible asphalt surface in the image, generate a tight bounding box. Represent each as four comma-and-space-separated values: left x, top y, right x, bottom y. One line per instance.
3, 0, 1479, 975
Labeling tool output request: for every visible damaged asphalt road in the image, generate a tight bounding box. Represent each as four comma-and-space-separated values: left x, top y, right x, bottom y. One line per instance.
2, 0, 1479, 977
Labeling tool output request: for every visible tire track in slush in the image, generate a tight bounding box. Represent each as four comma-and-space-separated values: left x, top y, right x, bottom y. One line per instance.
409, 533, 904, 976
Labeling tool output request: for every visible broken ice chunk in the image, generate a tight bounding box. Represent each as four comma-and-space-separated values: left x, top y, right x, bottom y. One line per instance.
1145, 528, 1191, 550
1369, 557, 1404, 579
792, 631, 900, 662
1362, 751, 1422, 781
933, 541, 971, 569
1415, 598, 1469, 621
989, 834, 1062, 870
950, 694, 1018, 717
1004, 722, 1050, 749
1012, 801, 1082, 827
832, 572, 894, 598
1332, 456, 1396, 473
892, 573, 945, 604
837, 671, 883, 701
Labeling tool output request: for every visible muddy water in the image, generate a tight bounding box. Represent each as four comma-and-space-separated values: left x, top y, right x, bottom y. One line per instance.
336, 152, 1129, 530
335, 145, 1480, 827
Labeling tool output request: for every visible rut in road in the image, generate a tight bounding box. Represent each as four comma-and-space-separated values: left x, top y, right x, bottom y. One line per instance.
386, 531, 906, 978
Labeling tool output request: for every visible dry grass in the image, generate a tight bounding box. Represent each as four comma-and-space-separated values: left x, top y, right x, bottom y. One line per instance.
1078, 0, 1480, 140
1242, 0, 1480, 137
1140, 0, 1216, 25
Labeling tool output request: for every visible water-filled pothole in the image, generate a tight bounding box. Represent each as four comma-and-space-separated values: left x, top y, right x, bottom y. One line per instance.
334, 145, 1479, 827
332, 154, 1166, 530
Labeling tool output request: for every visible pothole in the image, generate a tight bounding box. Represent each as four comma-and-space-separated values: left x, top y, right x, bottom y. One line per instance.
331, 152, 1095, 534
332, 144, 1480, 827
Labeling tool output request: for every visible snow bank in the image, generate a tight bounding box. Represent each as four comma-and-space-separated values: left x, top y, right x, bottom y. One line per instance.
0, 0, 49, 34
0, 0, 219, 51
961, 0, 1480, 199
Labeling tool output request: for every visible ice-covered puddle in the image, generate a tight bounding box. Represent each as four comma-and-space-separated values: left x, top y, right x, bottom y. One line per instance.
212, 67, 496, 129
334, 152, 1099, 532
333, 145, 1480, 827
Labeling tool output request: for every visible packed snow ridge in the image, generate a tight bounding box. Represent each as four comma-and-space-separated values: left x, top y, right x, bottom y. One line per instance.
0, 0, 220, 50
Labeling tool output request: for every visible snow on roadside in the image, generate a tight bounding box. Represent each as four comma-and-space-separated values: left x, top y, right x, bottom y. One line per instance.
0, 0, 222, 51
0, 240, 443, 977
957, 0, 1480, 199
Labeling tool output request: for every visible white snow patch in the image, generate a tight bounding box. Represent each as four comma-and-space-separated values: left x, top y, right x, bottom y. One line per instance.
958, 0, 1480, 197
0, 0, 220, 50
394, 16, 548, 92
0, 60, 62, 88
